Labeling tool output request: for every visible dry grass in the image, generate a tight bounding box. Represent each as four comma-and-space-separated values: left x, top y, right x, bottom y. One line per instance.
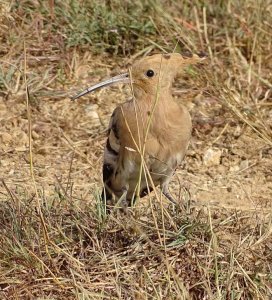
0, 0, 271, 299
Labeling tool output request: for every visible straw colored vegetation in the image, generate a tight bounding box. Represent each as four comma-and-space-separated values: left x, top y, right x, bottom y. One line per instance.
0, 0, 271, 299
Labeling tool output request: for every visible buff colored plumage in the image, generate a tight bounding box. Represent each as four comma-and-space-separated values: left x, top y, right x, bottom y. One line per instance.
72, 52, 205, 208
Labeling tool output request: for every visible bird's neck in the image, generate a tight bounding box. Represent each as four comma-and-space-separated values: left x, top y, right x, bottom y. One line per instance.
133, 86, 182, 128
133, 85, 173, 105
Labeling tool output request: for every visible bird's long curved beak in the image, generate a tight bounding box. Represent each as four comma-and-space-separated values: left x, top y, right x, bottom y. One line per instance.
71, 73, 130, 101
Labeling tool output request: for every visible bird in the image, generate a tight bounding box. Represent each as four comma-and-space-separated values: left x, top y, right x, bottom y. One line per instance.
71, 52, 206, 209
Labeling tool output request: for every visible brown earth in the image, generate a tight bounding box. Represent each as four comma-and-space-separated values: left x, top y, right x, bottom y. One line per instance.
1, 56, 271, 213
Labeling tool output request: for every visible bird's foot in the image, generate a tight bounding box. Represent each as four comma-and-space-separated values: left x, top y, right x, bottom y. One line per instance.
114, 187, 128, 213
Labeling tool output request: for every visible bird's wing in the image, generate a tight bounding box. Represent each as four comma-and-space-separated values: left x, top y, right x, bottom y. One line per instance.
102, 106, 122, 183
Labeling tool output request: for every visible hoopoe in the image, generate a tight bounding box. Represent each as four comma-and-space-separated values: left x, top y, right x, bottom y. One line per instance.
72, 53, 205, 208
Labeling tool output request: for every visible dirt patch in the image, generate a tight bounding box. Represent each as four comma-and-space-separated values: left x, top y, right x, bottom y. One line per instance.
1, 66, 271, 213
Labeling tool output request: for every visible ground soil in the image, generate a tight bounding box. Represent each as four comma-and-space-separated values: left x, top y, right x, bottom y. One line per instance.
1, 57, 271, 213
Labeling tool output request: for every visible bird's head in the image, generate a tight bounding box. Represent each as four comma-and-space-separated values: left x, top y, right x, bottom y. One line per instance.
129, 52, 206, 97
71, 52, 206, 101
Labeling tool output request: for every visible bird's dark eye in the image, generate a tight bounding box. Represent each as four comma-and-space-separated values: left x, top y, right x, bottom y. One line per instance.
145, 69, 155, 78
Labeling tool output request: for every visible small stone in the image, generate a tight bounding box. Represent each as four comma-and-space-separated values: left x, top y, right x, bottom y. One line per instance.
0, 160, 9, 167
31, 130, 40, 140
233, 125, 241, 138
0, 132, 12, 144
14, 131, 28, 147
8, 169, 15, 175
15, 146, 27, 152
85, 104, 100, 125
203, 148, 221, 166
229, 165, 239, 172
240, 160, 249, 170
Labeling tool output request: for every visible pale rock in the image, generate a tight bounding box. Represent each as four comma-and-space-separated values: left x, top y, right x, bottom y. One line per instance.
0, 132, 12, 144
240, 159, 249, 170
229, 165, 240, 172
8, 169, 15, 175
85, 104, 100, 125
233, 125, 241, 137
203, 148, 221, 166
31, 130, 40, 140
15, 146, 27, 152
0, 160, 10, 167
15, 131, 29, 147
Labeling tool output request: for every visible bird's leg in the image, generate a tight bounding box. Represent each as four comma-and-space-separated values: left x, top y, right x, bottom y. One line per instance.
161, 182, 178, 205
118, 187, 128, 207
115, 187, 128, 213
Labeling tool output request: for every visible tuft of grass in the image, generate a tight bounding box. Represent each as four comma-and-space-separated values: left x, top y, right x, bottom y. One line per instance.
0, 184, 271, 299
8, 0, 157, 54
